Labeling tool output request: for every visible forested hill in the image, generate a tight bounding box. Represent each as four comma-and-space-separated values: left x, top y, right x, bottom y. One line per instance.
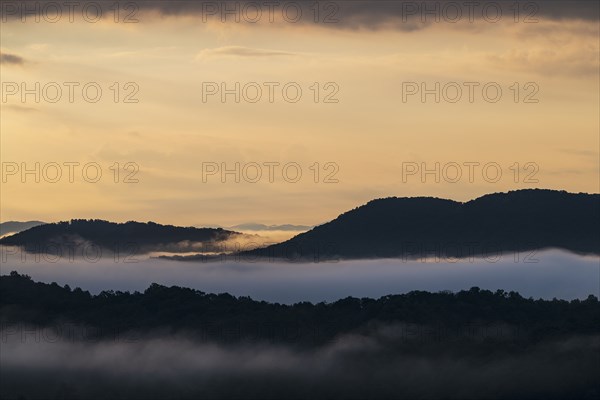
0, 219, 240, 253
1, 271, 598, 345
243, 189, 600, 260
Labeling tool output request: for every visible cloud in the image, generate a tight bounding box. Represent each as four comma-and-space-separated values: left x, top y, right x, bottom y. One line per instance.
3, 1, 596, 28
482, 22, 600, 77
486, 47, 600, 76
559, 149, 599, 160
335, 0, 600, 27
0, 52, 24, 65
196, 46, 296, 60
1, 105, 38, 112
115, 0, 600, 28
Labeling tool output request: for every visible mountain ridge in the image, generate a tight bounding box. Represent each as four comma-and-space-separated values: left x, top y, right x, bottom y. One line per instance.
241, 189, 600, 260
0, 219, 241, 253
2, 190, 598, 259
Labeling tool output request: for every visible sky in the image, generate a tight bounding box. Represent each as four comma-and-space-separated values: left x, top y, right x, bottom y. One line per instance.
1, 0, 599, 227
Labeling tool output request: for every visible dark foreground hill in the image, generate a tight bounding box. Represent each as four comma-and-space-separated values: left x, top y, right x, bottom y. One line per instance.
0, 219, 240, 253
1, 272, 599, 400
243, 189, 600, 261
1, 271, 598, 345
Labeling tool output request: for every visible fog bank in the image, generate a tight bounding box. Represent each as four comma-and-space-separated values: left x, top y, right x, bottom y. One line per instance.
1, 248, 598, 302
1, 328, 598, 400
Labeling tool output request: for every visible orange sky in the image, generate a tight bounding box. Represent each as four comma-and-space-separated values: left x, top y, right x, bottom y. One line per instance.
1, 1, 598, 226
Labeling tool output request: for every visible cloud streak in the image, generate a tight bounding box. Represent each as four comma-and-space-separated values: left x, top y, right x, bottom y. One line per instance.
0, 52, 24, 65
196, 46, 296, 60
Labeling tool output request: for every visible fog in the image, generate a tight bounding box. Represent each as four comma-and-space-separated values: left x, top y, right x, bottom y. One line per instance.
1, 326, 598, 400
1, 247, 598, 302
2, 247, 599, 399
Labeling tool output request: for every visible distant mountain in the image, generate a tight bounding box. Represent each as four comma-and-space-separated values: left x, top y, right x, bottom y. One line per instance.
243, 189, 600, 261
0, 221, 45, 236
229, 223, 313, 232
0, 219, 241, 253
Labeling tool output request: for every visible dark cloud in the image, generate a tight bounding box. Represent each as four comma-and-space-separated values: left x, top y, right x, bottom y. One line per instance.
1, 1, 598, 27
0, 52, 24, 65
333, 0, 599, 26
129, 1, 600, 24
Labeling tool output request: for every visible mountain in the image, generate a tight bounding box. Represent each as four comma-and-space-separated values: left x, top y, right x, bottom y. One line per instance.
2, 271, 598, 345
243, 189, 600, 260
229, 223, 313, 232
0, 219, 241, 253
0, 220, 45, 237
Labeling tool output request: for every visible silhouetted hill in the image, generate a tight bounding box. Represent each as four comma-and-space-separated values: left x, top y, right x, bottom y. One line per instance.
244, 189, 600, 260
0, 220, 45, 236
0, 219, 241, 253
1, 271, 598, 345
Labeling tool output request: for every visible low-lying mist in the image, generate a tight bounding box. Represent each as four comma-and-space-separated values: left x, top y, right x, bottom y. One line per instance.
0, 247, 598, 302
1, 326, 598, 400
